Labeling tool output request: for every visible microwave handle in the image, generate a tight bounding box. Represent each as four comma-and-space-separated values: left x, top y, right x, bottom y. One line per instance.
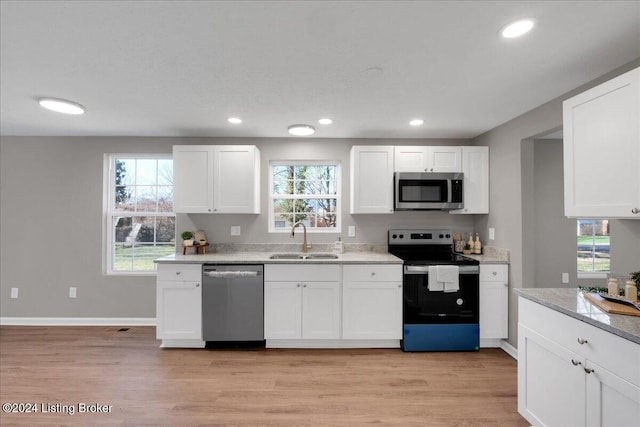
447, 179, 452, 203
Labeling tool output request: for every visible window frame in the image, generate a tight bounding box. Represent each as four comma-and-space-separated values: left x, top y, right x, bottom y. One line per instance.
268, 160, 342, 234
103, 154, 175, 276
576, 219, 610, 280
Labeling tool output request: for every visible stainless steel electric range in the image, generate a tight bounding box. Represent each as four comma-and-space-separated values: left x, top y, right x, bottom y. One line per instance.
388, 229, 480, 351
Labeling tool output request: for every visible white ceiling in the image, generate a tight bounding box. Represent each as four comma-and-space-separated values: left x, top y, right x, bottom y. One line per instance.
1, 1, 639, 139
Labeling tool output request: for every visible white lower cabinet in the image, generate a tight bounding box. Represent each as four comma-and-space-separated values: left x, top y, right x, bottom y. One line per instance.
342, 264, 402, 340
264, 265, 341, 341
479, 264, 508, 345
518, 297, 640, 427
156, 263, 204, 348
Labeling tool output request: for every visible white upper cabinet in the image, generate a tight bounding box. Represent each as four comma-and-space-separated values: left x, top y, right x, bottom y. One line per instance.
173, 146, 215, 213
173, 145, 260, 214
563, 67, 640, 218
451, 146, 489, 214
350, 145, 394, 214
394, 146, 462, 173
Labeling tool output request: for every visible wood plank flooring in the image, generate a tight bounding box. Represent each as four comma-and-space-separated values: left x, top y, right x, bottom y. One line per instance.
0, 326, 527, 426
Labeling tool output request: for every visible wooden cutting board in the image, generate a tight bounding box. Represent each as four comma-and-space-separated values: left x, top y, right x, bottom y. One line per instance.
584, 292, 640, 317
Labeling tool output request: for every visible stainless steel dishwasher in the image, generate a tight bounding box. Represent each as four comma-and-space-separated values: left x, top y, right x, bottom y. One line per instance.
202, 264, 264, 344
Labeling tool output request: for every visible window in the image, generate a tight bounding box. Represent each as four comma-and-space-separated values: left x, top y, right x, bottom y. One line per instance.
269, 162, 341, 232
104, 155, 175, 274
577, 219, 610, 277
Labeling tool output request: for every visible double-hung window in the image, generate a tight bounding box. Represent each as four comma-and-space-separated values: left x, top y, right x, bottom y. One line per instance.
577, 219, 610, 278
104, 155, 175, 274
269, 162, 341, 232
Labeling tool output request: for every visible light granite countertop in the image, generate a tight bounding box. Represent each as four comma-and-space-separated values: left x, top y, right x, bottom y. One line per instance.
461, 246, 510, 264
516, 287, 640, 344
155, 250, 403, 265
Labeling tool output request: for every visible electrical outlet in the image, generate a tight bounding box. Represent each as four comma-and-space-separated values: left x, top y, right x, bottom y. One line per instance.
489, 227, 495, 240
69, 287, 77, 298
11, 287, 18, 299
348, 226, 356, 237
230, 226, 241, 236
562, 273, 569, 284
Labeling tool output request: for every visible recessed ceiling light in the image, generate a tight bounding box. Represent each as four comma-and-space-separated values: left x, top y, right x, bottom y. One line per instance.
38, 97, 85, 115
227, 117, 242, 124
409, 119, 424, 126
501, 19, 535, 38
318, 118, 333, 125
288, 124, 315, 136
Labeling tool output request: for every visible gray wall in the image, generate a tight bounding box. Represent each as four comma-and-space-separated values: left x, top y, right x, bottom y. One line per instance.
473, 58, 640, 347
0, 136, 475, 319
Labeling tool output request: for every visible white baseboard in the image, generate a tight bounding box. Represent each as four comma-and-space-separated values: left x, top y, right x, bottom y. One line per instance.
266, 339, 401, 349
500, 340, 518, 360
0, 317, 156, 326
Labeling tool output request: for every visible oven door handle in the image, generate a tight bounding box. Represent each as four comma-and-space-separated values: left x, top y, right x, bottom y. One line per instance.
404, 265, 479, 274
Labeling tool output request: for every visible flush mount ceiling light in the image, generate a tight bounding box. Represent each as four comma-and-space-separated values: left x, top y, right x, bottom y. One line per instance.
318, 118, 333, 125
409, 119, 424, 126
227, 117, 242, 124
38, 97, 85, 115
288, 124, 315, 136
501, 19, 535, 38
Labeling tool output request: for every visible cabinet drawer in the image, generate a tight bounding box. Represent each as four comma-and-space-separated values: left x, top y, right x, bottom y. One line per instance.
157, 263, 202, 282
480, 265, 508, 282
265, 264, 340, 282
519, 297, 640, 387
343, 264, 402, 282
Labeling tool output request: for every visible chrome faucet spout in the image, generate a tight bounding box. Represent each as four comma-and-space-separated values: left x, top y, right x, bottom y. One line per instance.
291, 221, 311, 253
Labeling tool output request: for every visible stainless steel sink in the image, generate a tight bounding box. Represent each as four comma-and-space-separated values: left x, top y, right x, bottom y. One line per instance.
268, 252, 339, 260
304, 253, 339, 259
269, 253, 305, 260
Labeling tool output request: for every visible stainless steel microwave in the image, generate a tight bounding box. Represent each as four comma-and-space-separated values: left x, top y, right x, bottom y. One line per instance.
394, 172, 464, 210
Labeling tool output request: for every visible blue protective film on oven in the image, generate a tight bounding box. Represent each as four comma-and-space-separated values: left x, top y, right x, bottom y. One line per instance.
402, 323, 479, 352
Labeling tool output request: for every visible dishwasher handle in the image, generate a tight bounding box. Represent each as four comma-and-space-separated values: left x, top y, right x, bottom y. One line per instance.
204, 270, 260, 279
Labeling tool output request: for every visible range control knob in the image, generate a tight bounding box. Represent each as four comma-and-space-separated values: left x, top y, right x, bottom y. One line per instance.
392, 234, 397, 239
399, 234, 404, 239
445, 234, 451, 239
439, 234, 444, 239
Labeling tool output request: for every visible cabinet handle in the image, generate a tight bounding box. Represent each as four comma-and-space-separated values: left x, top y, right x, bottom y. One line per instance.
208, 209, 212, 212
571, 359, 581, 366
492, 271, 497, 276
297, 283, 301, 288
632, 208, 639, 214
577, 337, 588, 345
397, 284, 401, 288
504, 283, 509, 287
303, 284, 307, 288
584, 367, 595, 374
175, 271, 181, 275
195, 283, 200, 287
371, 272, 376, 276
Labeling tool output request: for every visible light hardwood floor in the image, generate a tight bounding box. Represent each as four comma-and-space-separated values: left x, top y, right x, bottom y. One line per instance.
0, 326, 527, 426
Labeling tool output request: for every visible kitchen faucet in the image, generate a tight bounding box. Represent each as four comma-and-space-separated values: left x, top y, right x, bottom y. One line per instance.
291, 221, 312, 253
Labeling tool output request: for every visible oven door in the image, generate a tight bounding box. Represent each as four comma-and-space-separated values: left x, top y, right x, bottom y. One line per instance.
403, 265, 479, 324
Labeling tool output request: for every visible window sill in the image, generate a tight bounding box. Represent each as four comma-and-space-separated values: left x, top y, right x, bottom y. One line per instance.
577, 272, 608, 280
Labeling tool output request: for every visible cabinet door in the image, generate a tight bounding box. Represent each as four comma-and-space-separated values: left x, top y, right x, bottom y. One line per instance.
451, 146, 489, 214
586, 361, 640, 427
479, 265, 508, 340
350, 146, 394, 214
430, 146, 462, 172
213, 146, 260, 213
156, 280, 202, 340
172, 145, 214, 213
518, 325, 586, 427
302, 282, 341, 339
394, 146, 429, 172
342, 281, 402, 339
563, 67, 640, 218
394, 146, 463, 172
264, 281, 302, 339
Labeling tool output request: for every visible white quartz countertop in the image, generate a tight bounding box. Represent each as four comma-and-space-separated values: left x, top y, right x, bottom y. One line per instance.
155, 251, 403, 265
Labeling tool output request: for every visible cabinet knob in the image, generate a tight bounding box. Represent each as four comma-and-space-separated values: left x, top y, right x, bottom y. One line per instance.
297, 283, 301, 288
584, 367, 595, 374
632, 208, 639, 214
492, 271, 497, 276
195, 283, 200, 287
371, 272, 376, 276
175, 271, 181, 275
577, 337, 588, 345
303, 284, 307, 288
398, 284, 401, 288
571, 359, 581, 366
504, 283, 509, 287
